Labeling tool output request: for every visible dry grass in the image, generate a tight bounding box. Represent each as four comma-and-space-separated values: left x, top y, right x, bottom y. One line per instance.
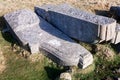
0, 48, 6, 74
0, 0, 120, 16
0, 0, 120, 80
0, 0, 77, 16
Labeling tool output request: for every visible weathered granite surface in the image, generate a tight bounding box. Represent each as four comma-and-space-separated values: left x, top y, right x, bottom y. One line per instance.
111, 23, 120, 44
4, 9, 40, 45
4, 9, 93, 69
35, 4, 116, 43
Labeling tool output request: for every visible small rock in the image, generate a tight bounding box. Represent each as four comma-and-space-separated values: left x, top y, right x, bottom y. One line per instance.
116, 68, 120, 74
118, 78, 120, 80
59, 72, 71, 80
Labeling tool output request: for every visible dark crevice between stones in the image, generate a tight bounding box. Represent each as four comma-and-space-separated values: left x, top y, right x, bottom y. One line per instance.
111, 43, 120, 53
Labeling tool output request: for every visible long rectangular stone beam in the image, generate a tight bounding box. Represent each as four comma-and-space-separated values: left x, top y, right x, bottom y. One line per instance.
4, 9, 93, 69
35, 4, 116, 43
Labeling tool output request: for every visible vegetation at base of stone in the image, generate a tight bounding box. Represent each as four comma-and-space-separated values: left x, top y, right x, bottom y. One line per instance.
73, 55, 120, 80
0, 28, 120, 80
0, 0, 120, 80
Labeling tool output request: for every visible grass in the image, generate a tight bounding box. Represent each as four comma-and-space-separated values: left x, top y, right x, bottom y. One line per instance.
1, 29, 120, 80
73, 52, 120, 80
0, 31, 63, 80
0, 0, 120, 80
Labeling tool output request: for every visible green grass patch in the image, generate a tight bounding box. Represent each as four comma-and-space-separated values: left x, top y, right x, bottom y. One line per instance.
0, 17, 120, 80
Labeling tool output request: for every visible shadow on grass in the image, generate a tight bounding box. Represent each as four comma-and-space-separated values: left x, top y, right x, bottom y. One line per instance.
0, 16, 6, 31
44, 66, 65, 80
94, 9, 110, 17
0, 16, 31, 53
0, 16, 17, 44
111, 43, 120, 53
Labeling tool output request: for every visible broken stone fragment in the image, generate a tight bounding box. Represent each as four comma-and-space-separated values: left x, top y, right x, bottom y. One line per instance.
35, 4, 116, 43
59, 72, 72, 80
4, 9, 93, 69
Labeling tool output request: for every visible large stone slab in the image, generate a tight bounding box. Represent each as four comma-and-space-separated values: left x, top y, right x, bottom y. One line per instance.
35, 4, 116, 43
4, 9, 40, 45
111, 23, 120, 44
4, 9, 93, 69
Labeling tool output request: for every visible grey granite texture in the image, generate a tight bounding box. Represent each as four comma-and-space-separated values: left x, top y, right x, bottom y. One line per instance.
4, 9, 93, 69
35, 4, 116, 43
111, 23, 120, 44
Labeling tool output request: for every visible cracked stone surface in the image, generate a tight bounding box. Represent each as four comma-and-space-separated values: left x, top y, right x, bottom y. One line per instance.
4, 9, 93, 69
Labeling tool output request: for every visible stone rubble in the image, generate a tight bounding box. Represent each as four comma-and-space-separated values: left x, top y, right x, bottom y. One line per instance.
4, 9, 93, 69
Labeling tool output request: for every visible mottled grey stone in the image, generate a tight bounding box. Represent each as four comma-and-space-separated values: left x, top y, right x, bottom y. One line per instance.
4, 9, 40, 45
111, 23, 120, 44
4, 9, 40, 31
35, 4, 116, 43
4, 9, 93, 69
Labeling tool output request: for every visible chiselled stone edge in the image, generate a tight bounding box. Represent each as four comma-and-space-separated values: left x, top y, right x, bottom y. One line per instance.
35, 6, 116, 42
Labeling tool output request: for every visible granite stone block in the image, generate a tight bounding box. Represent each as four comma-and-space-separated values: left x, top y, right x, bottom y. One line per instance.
35, 4, 116, 43
4, 9, 93, 69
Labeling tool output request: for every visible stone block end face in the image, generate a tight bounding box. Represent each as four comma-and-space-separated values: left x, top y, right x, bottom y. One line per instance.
78, 52, 93, 69
29, 43, 40, 54
105, 21, 116, 41
111, 23, 120, 44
